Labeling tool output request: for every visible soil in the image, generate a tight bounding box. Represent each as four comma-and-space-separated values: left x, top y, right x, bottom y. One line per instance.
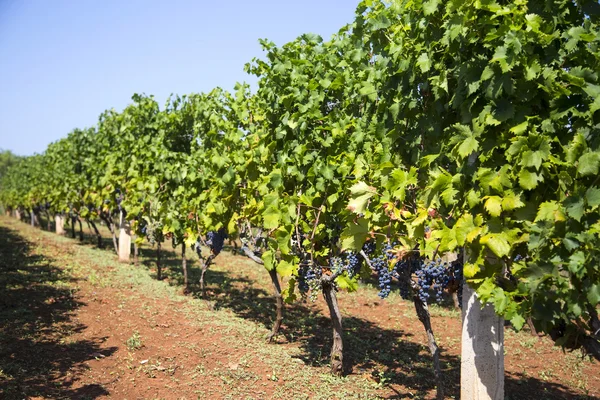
1, 216, 598, 399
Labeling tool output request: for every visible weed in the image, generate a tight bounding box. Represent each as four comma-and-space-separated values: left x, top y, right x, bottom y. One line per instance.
126, 331, 143, 351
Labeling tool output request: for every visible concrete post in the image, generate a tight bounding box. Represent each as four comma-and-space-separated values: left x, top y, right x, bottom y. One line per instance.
118, 211, 131, 263
461, 271, 505, 399
55, 215, 65, 235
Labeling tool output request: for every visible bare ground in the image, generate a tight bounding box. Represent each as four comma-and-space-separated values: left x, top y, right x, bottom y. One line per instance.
0, 216, 598, 399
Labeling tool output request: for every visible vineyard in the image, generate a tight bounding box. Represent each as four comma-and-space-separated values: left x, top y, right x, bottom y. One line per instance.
1, 0, 599, 399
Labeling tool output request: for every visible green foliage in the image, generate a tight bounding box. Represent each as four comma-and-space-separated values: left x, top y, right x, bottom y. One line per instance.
1, 0, 599, 358
343, 0, 600, 353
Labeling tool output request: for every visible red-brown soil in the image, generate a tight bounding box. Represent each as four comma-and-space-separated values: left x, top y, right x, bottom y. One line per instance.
1, 216, 598, 399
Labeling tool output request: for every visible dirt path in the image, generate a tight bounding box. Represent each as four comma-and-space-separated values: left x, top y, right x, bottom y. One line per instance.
1, 216, 598, 399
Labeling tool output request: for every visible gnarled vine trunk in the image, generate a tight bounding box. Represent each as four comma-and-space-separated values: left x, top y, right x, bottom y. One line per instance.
87, 219, 103, 248
77, 217, 84, 241
182, 243, 188, 293
199, 254, 216, 298
156, 241, 162, 280
412, 293, 444, 400
44, 209, 52, 231
241, 245, 284, 341
322, 282, 343, 376
100, 213, 119, 255
70, 216, 76, 239
267, 268, 283, 342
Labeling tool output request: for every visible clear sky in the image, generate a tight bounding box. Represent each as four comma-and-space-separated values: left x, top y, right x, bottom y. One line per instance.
0, 0, 359, 156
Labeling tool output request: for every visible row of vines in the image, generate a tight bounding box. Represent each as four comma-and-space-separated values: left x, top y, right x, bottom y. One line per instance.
1, 0, 599, 397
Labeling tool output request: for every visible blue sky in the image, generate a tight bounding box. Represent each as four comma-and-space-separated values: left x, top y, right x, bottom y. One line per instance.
0, 0, 358, 156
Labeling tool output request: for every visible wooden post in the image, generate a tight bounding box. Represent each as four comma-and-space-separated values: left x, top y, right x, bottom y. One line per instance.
55, 214, 65, 235
461, 255, 504, 399
118, 211, 131, 263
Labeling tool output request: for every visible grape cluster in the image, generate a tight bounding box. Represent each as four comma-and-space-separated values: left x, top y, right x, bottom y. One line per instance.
297, 262, 310, 293
345, 252, 361, 277
362, 241, 392, 299
414, 259, 451, 304
115, 189, 123, 212
297, 262, 322, 301
206, 229, 227, 255
391, 258, 414, 300
329, 252, 361, 278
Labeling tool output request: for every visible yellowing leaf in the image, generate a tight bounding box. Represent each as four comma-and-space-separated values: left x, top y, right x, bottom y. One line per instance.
276, 260, 294, 277
484, 196, 503, 217
454, 214, 475, 246
463, 263, 481, 278
480, 233, 511, 257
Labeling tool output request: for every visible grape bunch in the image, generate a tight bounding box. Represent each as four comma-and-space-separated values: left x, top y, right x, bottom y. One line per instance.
362, 241, 392, 299
297, 261, 322, 301
329, 252, 361, 278
345, 252, 361, 277
414, 259, 452, 304
391, 258, 415, 300
115, 189, 123, 212
206, 229, 228, 255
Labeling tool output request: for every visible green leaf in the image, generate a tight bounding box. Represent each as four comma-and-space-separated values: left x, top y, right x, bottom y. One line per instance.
577, 152, 600, 176
359, 82, 377, 101
349, 181, 378, 196
510, 314, 526, 331
509, 121, 528, 135
422, 0, 440, 15
519, 169, 543, 190
480, 233, 511, 257
269, 169, 283, 188
586, 187, 600, 208
347, 193, 374, 214
347, 182, 377, 214
458, 136, 479, 158
341, 218, 369, 251
520, 150, 543, 170
335, 274, 358, 292
565, 197, 584, 222
535, 201, 560, 222
463, 263, 480, 278
588, 284, 600, 306
275, 227, 291, 254
416, 53, 431, 73
282, 278, 297, 304
501, 191, 525, 211
454, 213, 475, 246
263, 206, 281, 229
262, 250, 276, 272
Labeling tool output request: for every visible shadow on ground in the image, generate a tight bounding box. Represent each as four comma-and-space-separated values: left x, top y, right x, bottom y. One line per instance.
24, 219, 596, 400
0, 226, 117, 400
